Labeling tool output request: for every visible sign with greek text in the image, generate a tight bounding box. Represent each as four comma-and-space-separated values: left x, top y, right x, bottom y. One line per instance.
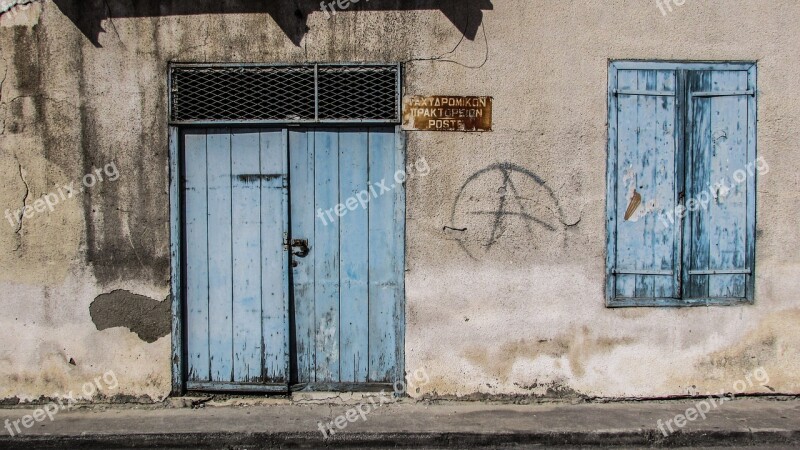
402, 96, 492, 132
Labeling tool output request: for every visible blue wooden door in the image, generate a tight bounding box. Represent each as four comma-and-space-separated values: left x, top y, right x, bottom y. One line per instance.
290, 127, 404, 386
183, 127, 403, 390
183, 128, 290, 391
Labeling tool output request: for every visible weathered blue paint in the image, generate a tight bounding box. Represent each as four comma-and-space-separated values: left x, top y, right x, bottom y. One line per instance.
231, 130, 263, 382
169, 126, 183, 395
183, 128, 291, 389
392, 127, 407, 386
367, 128, 400, 382
313, 129, 341, 382
291, 127, 404, 385
179, 127, 403, 390
684, 70, 753, 300
339, 129, 370, 383
610, 68, 678, 301
289, 129, 316, 383
607, 61, 757, 307
184, 129, 210, 382
206, 130, 235, 381
260, 130, 290, 382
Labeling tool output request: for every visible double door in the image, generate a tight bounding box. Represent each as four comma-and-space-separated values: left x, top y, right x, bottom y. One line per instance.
182, 127, 403, 391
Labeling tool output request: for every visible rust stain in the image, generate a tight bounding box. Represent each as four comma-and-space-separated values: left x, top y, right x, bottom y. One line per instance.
624, 190, 641, 221
402, 95, 492, 132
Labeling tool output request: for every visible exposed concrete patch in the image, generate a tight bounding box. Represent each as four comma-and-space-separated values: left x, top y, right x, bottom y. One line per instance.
89, 290, 170, 343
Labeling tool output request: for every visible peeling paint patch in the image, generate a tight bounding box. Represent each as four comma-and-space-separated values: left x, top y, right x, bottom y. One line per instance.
89, 290, 170, 343
624, 190, 641, 221
0, 0, 42, 27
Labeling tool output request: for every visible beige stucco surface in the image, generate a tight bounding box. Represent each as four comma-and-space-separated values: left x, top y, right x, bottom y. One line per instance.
0, 0, 798, 402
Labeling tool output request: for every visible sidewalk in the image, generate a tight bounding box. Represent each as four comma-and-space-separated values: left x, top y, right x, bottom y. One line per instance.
0, 396, 798, 448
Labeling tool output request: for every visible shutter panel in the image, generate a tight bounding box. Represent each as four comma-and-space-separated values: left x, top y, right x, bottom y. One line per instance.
684, 70, 755, 299
608, 68, 680, 301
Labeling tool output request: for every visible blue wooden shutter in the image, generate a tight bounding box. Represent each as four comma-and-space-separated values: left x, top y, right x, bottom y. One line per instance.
607, 68, 681, 303
683, 69, 756, 300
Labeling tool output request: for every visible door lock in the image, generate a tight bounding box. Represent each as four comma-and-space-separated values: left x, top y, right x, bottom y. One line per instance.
291, 239, 310, 257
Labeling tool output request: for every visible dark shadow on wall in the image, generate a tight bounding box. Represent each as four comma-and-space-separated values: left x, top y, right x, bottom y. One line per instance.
51, 0, 493, 47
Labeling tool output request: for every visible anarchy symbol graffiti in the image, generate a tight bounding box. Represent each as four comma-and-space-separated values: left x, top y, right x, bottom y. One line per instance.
448, 162, 566, 260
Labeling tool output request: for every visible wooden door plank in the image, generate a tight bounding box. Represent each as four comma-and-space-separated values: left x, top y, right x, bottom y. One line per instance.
260, 129, 290, 382
184, 129, 210, 382
231, 129, 263, 382
338, 129, 370, 383
289, 129, 316, 383
207, 129, 234, 382
313, 129, 341, 382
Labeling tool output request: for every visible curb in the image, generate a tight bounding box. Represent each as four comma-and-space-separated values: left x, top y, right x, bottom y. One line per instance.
0, 429, 798, 448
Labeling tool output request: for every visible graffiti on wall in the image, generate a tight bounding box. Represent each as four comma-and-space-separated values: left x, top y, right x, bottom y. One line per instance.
448, 162, 570, 260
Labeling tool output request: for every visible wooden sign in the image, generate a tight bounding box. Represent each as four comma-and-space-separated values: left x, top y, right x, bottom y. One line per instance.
402, 95, 492, 132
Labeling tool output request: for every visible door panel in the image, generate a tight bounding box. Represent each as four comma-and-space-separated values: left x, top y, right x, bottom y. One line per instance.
183, 128, 290, 389
290, 127, 403, 385
367, 129, 402, 381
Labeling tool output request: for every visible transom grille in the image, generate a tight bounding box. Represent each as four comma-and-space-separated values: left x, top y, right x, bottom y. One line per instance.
170, 64, 400, 124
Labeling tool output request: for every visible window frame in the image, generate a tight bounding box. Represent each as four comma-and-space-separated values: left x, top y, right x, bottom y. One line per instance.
605, 61, 757, 308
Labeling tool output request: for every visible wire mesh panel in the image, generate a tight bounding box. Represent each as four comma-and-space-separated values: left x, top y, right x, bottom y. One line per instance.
318, 66, 399, 120
170, 64, 400, 124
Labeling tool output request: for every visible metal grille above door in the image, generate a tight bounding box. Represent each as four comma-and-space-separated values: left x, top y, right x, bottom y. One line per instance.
170, 64, 401, 125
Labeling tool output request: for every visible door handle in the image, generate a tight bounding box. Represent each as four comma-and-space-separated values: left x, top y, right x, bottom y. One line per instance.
291, 239, 310, 257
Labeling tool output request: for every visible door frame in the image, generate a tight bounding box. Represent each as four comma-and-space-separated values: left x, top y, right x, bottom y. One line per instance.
169, 125, 406, 395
